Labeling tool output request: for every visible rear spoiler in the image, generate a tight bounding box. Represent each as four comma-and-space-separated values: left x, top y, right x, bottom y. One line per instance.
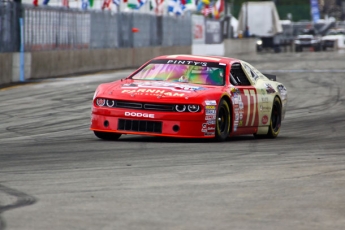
263, 73, 276, 81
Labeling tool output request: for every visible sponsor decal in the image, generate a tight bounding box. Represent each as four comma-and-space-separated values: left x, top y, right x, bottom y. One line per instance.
207, 126, 215, 130
205, 105, 216, 109
277, 84, 287, 100
239, 113, 243, 119
122, 82, 206, 93
261, 97, 269, 103
125, 112, 155, 118
260, 105, 271, 111
207, 120, 216, 125
166, 60, 207, 66
235, 113, 239, 121
204, 132, 215, 136
201, 128, 207, 132
239, 102, 244, 109
122, 89, 185, 97
239, 120, 243, 126
205, 115, 216, 120
205, 100, 217, 105
206, 109, 216, 115
265, 83, 276, 94
202, 123, 207, 129
233, 97, 239, 104
262, 115, 269, 124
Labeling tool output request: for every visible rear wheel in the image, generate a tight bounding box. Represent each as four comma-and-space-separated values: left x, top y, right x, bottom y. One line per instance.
215, 99, 231, 142
94, 131, 121, 140
254, 97, 282, 139
267, 97, 282, 138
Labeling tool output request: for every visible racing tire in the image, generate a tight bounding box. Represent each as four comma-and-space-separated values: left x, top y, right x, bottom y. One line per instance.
254, 97, 282, 139
94, 131, 121, 140
267, 97, 282, 138
215, 99, 231, 142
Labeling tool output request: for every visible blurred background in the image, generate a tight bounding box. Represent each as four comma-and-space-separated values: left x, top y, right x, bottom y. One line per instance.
1, 0, 345, 85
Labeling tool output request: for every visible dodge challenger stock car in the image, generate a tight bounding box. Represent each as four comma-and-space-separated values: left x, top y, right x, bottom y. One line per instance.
90, 54, 287, 141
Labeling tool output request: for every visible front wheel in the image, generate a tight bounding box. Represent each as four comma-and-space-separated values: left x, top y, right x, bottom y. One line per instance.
215, 99, 231, 142
94, 131, 122, 140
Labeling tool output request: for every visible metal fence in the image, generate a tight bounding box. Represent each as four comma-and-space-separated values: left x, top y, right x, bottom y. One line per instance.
0, 2, 192, 52
0, 1, 20, 52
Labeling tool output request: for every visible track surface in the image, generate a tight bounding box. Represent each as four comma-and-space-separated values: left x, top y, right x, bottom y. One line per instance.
1, 52, 345, 230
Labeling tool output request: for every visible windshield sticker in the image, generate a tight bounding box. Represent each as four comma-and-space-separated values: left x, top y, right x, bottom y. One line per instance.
122, 82, 206, 91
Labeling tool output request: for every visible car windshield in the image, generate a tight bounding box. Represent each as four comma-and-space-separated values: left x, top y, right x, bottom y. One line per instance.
298, 29, 316, 35
130, 62, 225, 86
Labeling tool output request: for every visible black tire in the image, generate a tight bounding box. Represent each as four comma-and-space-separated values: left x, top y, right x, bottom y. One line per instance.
94, 131, 121, 140
267, 97, 282, 138
254, 97, 282, 139
215, 99, 231, 142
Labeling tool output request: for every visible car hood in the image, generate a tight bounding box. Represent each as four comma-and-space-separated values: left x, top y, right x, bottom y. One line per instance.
97, 79, 216, 102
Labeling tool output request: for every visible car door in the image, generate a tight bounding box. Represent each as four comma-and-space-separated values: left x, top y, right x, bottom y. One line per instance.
229, 62, 259, 132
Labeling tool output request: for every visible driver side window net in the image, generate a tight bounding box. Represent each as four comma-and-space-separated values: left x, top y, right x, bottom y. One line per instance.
230, 63, 251, 86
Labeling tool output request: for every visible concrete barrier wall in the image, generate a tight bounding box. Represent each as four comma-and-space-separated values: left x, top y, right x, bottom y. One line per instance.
1, 40, 257, 86
0, 46, 191, 86
191, 38, 256, 57
0, 53, 13, 85
223, 38, 257, 56
30, 46, 191, 79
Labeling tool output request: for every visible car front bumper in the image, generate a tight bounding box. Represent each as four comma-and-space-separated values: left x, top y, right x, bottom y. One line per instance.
90, 107, 217, 138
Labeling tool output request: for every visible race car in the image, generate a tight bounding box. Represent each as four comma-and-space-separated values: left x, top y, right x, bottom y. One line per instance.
321, 28, 345, 50
90, 54, 287, 141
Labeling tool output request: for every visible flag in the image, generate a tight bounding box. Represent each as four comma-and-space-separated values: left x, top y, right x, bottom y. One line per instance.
127, 0, 138, 9
62, 0, 69, 7
102, 0, 112, 9
201, 0, 209, 5
113, 0, 120, 6
81, 0, 89, 9
310, 0, 320, 23
33, 0, 38, 6
137, 0, 147, 9
43, 0, 50, 5
168, 0, 186, 15
151, 0, 164, 14
213, 0, 224, 19
196, 0, 203, 11
88, 0, 94, 7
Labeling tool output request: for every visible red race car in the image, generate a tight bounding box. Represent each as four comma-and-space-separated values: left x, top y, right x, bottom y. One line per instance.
90, 55, 287, 141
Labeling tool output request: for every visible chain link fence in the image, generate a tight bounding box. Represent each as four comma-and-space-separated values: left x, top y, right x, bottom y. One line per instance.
0, 2, 192, 52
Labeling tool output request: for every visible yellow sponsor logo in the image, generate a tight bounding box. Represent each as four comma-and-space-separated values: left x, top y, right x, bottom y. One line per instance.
205, 105, 216, 109
121, 89, 185, 97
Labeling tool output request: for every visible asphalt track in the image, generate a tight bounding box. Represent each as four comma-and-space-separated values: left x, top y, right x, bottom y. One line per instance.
0, 52, 345, 230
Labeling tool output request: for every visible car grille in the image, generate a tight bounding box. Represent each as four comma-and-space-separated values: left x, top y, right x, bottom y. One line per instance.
118, 119, 162, 133
115, 100, 174, 111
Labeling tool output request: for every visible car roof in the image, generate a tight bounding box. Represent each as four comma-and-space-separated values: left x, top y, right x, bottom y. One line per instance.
152, 54, 241, 64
